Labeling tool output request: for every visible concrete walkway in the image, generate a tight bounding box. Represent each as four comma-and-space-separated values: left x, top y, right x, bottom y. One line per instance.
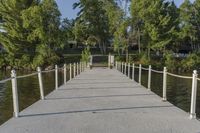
0, 68, 200, 133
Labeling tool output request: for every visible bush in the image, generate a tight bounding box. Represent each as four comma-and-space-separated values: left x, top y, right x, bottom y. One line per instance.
181, 53, 200, 71
81, 47, 91, 62
139, 52, 149, 65
164, 51, 177, 71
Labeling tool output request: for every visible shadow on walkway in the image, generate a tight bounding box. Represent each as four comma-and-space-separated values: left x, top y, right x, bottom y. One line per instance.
20, 105, 174, 118
46, 94, 155, 100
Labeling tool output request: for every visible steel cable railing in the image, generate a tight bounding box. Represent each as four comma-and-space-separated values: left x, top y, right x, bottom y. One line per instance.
0, 77, 13, 84
16, 72, 38, 79
167, 72, 192, 79
115, 61, 198, 119
0, 61, 88, 118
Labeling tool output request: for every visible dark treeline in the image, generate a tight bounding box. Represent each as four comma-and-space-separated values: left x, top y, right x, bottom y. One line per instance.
0, 0, 200, 70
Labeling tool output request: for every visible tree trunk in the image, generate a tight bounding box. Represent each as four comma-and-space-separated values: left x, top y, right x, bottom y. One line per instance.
138, 28, 141, 54
147, 43, 151, 61
102, 41, 106, 54
99, 41, 103, 54
126, 47, 129, 62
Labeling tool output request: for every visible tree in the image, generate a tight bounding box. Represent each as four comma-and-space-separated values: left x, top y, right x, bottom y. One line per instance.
179, 0, 197, 52
73, 0, 110, 54
0, 0, 40, 68
130, 0, 178, 60
0, 0, 62, 69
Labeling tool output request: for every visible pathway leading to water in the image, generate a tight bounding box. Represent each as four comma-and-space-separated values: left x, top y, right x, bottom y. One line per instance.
0, 68, 200, 133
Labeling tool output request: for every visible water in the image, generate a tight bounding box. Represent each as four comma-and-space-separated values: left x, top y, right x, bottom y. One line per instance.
0, 65, 200, 125
0, 68, 70, 125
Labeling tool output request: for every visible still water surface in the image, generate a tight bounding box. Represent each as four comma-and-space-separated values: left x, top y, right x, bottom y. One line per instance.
0, 66, 199, 125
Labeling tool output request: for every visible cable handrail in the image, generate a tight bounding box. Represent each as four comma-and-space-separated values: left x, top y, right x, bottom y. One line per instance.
0, 77, 13, 83
141, 67, 149, 71
41, 69, 56, 73
167, 72, 192, 79
17, 72, 38, 79
151, 69, 163, 74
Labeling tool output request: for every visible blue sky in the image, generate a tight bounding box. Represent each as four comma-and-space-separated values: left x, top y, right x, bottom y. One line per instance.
55, 0, 195, 19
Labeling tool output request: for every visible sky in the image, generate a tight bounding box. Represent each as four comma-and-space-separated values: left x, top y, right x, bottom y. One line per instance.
55, 0, 195, 20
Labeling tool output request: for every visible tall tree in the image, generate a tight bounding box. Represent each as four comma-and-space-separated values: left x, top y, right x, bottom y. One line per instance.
130, 0, 178, 60
0, 0, 62, 68
179, 0, 197, 52
73, 0, 110, 54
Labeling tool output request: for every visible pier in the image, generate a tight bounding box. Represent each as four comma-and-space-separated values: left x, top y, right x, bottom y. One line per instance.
0, 61, 200, 133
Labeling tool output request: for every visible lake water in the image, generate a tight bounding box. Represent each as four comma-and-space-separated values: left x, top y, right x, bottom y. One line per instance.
0, 65, 199, 125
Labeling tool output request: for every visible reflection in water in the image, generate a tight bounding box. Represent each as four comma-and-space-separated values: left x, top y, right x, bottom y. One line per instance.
0, 69, 69, 125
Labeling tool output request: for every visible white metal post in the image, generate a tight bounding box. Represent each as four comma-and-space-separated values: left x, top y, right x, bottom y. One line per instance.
55, 65, 58, 90
64, 64, 67, 85
125, 63, 127, 75
73, 63, 76, 77
37, 67, 44, 100
80, 62, 81, 72
148, 65, 152, 90
122, 62, 124, 73
162, 67, 167, 101
139, 64, 142, 84
77, 62, 79, 75
70, 63, 72, 80
128, 63, 130, 78
79, 62, 80, 73
11, 70, 19, 117
132, 63, 135, 80
108, 54, 110, 68
190, 70, 198, 119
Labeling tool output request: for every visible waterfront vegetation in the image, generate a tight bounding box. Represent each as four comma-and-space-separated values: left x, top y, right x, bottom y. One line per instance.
0, 0, 200, 71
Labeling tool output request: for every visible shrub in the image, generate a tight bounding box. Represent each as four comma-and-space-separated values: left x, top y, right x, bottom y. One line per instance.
81, 46, 91, 62
181, 53, 200, 71
164, 51, 177, 71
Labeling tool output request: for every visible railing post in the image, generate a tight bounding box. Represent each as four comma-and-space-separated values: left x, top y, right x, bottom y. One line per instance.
37, 67, 44, 100
139, 64, 142, 84
55, 65, 58, 90
73, 63, 76, 77
70, 63, 72, 80
128, 63, 130, 78
64, 64, 67, 85
162, 67, 167, 101
122, 62, 124, 73
132, 63, 135, 80
11, 70, 19, 117
148, 65, 152, 90
190, 70, 198, 119
125, 62, 127, 75
116, 61, 117, 70
79, 62, 81, 74
77, 62, 79, 75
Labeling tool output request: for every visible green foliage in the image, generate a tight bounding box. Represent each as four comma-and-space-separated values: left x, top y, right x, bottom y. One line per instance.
81, 47, 91, 62
181, 53, 200, 71
0, 0, 62, 69
139, 52, 149, 65
73, 0, 110, 54
130, 0, 179, 58
164, 51, 177, 71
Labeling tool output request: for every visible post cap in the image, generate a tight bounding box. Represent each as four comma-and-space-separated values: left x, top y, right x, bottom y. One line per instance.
193, 70, 198, 75
37, 67, 41, 71
11, 70, 16, 77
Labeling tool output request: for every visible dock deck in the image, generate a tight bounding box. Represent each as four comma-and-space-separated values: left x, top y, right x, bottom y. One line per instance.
0, 68, 200, 133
